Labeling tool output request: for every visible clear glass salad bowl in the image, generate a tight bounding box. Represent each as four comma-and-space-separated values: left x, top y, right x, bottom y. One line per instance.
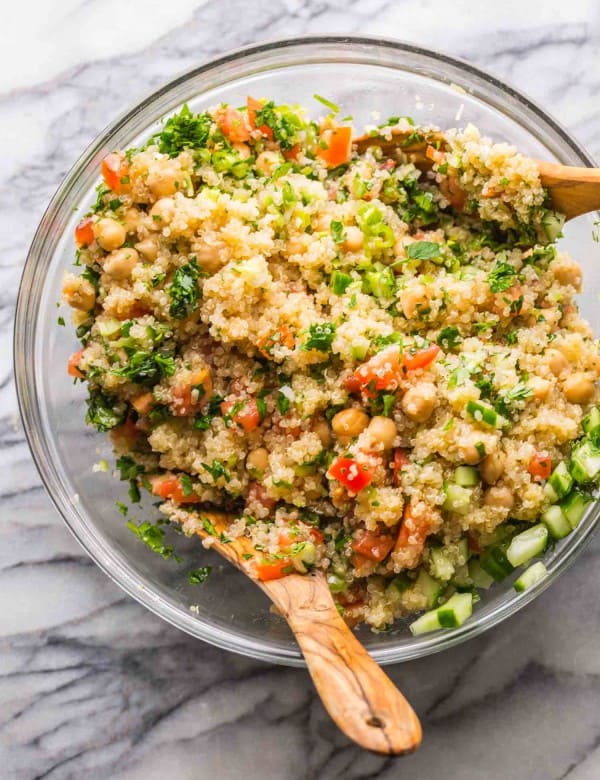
15, 36, 600, 667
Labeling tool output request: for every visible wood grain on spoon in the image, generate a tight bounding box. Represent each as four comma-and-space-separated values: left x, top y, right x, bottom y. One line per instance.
355, 127, 600, 220
189, 510, 422, 756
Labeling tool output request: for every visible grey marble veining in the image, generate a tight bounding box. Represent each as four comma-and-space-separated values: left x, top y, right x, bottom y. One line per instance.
2, 1, 600, 777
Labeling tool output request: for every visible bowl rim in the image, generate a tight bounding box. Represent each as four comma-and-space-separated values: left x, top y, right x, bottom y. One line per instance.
14, 34, 599, 667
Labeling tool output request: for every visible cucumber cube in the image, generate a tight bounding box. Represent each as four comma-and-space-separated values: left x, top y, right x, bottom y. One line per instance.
514, 561, 548, 593
437, 592, 473, 628
506, 524, 548, 567
542, 505, 572, 540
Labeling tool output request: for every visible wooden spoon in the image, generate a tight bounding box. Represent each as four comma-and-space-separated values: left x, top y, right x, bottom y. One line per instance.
188, 510, 422, 755
355, 127, 600, 220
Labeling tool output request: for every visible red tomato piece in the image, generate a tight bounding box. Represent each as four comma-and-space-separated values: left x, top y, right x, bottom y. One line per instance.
150, 474, 199, 504
255, 558, 295, 581
221, 398, 261, 432
345, 347, 403, 397
74, 217, 95, 247
101, 153, 129, 192
528, 452, 552, 480
328, 456, 374, 493
402, 344, 441, 372
351, 531, 394, 562
393, 503, 431, 568
391, 447, 410, 486
283, 144, 300, 161
246, 96, 274, 140
67, 349, 85, 378
317, 126, 352, 168
217, 106, 251, 143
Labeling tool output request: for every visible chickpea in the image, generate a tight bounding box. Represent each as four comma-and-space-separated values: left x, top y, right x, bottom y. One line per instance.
194, 238, 225, 273
480, 451, 505, 485
343, 226, 364, 252
314, 213, 332, 232
103, 247, 139, 280
527, 376, 551, 402
459, 438, 487, 466
149, 197, 176, 227
286, 234, 309, 255
255, 151, 281, 176
401, 383, 437, 423
331, 408, 370, 441
147, 163, 183, 198
367, 416, 397, 449
563, 372, 596, 404
94, 218, 126, 251
246, 448, 269, 473
62, 273, 96, 311
135, 238, 159, 261
124, 207, 140, 233
399, 283, 430, 319
313, 419, 333, 448
552, 257, 582, 290
484, 485, 514, 510
233, 142, 251, 160
546, 348, 569, 377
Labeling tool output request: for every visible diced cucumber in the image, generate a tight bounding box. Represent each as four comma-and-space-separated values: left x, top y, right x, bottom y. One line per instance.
455, 465, 479, 487
560, 490, 592, 529
415, 569, 444, 608
466, 399, 508, 429
451, 563, 471, 589
542, 504, 572, 539
479, 543, 514, 581
582, 406, 600, 439
543, 482, 558, 503
327, 572, 347, 593
506, 524, 548, 567
363, 267, 395, 299
443, 483, 472, 515
547, 461, 573, 500
97, 318, 121, 339
569, 440, 600, 484
331, 270, 352, 295
514, 561, 548, 593
437, 592, 473, 628
409, 608, 441, 635
428, 547, 455, 581
468, 558, 494, 589
456, 537, 470, 564
387, 572, 411, 594
351, 343, 369, 361
542, 210, 565, 242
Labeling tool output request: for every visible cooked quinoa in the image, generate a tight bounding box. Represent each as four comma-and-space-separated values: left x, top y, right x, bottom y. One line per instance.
62, 97, 600, 632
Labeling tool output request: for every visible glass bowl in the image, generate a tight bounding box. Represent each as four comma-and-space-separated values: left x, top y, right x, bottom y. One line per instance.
15, 36, 600, 667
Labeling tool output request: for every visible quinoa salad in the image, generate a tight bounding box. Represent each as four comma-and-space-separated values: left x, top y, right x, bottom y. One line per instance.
61, 95, 600, 634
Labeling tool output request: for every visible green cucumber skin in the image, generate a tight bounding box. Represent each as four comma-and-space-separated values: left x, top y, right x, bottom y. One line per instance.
514, 561, 548, 593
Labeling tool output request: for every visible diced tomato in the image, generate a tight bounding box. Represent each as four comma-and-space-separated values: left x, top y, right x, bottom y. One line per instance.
345, 346, 403, 397
221, 397, 261, 432
101, 153, 129, 192
283, 144, 300, 161
216, 106, 251, 143
246, 481, 276, 512
391, 447, 409, 486
67, 349, 85, 379
402, 344, 441, 372
171, 367, 212, 417
425, 145, 446, 165
328, 456, 374, 493
132, 392, 155, 416
468, 534, 482, 554
257, 325, 295, 359
381, 158, 396, 171
317, 126, 352, 168
308, 527, 324, 543
74, 217, 95, 247
246, 96, 274, 140
255, 558, 295, 581
351, 531, 394, 562
351, 553, 376, 572
528, 452, 552, 480
150, 474, 199, 504
393, 503, 431, 568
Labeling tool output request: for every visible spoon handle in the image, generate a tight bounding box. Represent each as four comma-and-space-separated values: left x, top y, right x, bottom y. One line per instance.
263, 572, 422, 755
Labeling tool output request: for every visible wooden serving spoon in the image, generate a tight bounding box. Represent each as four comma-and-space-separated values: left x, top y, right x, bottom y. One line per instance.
188, 511, 422, 755
355, 127, 600, 220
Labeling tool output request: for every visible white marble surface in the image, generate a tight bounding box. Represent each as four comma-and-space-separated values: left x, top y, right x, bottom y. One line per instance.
2, 1, 600, 777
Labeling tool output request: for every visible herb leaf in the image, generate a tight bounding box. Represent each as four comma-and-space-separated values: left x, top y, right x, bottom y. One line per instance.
85, 389, 126, 431
488, 261, 519, 293
127, 521, 175, 559
437, 326, 462, 350
155, 104, 211, 156
407, 241, 441, 261
188, 566, 212, 584
168, 259, 201, 319
303, 322, 336, 352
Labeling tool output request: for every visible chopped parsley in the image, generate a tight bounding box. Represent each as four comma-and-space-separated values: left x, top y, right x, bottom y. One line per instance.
188, 566, 212, 584
254, 102, 302, 150
127, 521, 176, 560
276, 390, 290, 415
313, 94, 339, 114
85, 389, 126, 432
155, 104, 211, 156
407, 241, 441, 261
488, 261, 520, 293
302, 322, 336, 353
436, 326, 462, 350
168, 258, 201, 319
330, 220, 347, 244
113, 350, 176, 386
201, 460, 231, 482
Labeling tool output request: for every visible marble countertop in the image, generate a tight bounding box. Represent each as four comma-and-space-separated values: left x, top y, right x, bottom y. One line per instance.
3, 1, 600, 777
